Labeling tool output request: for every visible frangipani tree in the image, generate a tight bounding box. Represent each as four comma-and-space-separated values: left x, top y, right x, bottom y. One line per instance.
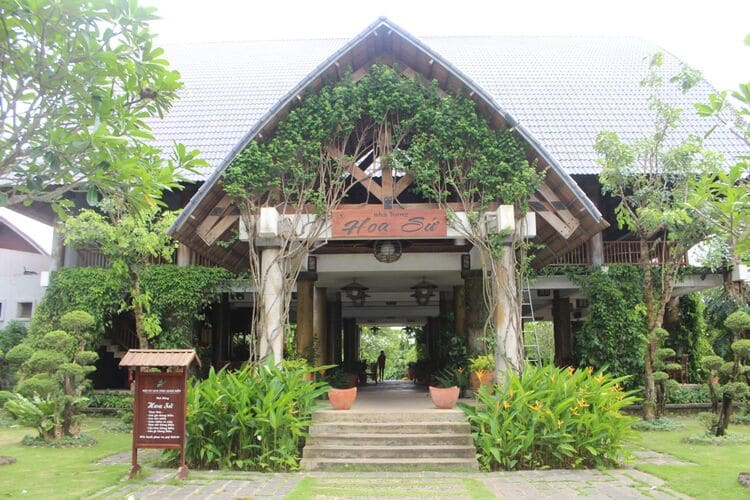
595, 53, 720, 420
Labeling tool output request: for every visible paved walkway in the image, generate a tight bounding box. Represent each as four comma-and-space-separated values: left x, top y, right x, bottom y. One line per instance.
91, 382, 689, 498
92, 468, 688, 499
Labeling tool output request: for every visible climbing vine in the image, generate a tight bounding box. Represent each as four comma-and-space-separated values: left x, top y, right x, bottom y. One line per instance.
571, 265, 647, 388
32, 265, 235, 348
223, 64, 541, 372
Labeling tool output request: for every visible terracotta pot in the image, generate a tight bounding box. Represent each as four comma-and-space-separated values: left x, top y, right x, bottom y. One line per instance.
470, 370, 495, 392
328, 386, 357, 410
429, 386, 460, 409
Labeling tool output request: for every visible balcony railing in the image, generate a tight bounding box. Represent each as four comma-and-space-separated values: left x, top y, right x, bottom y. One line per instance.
549, 240, 686, 266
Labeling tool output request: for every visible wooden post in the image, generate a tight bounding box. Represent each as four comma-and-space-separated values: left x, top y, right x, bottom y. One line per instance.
296, 277, 314, 361
552, 291, 573, 366
176, 244, 191, 267
329, 293, 343, 365
453, 285, 466, 342
313, 287, 328, 366
591, 233, 604, 266
464, 272, 484, 356
343, 318, 356, 367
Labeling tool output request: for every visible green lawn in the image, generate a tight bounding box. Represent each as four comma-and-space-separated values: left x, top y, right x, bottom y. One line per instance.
631, 417, 750, 499
0, 416, 131, 499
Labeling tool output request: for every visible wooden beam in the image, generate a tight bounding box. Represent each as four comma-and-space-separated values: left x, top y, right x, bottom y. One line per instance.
381, 167, 393, 203
529, 194, 576, 239
394, 174, 414, 198
203, 214, 239, 246
536, 182, 580, 230
197, 194, 234, 244
345, 163, 383, 202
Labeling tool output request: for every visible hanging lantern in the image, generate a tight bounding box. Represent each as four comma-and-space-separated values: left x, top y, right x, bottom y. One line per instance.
373, 240, 402, 263
411, 278, 437, 306
341, 279, 369, 306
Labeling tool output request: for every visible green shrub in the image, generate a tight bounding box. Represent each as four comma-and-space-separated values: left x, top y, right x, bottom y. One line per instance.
665, 384, 711, 404
16, 374, 60, 398
460, 365, 638, 470
631, 417, 685, 431
182, 360, 329, 471
87, 393, 133, 409
469, 354, 494, 373
0, 390, 14, 407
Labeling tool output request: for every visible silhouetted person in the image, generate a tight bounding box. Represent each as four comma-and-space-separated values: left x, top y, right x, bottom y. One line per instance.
377, 351, 386, 381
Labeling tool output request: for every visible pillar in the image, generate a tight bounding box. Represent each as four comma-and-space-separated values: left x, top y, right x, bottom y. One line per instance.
343, 318, 357, 368
552, 291, 574, 366
176, 244, 191, 267
453, 285, 466, 342
213, 293, 230, 366
313, 287, 328, 366
464, 271, 484, 356
328, 293, 343, 365
259, 247, 284, 364
295, 277, 314, 361
591, 233, 604, 266
50, 225, 65, 271
494, 245, 523, 381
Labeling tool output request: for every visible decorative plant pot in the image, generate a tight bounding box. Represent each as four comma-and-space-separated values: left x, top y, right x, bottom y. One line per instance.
470, 370, 495, 392
328, 387, 357, 410
429, 386, 460, 409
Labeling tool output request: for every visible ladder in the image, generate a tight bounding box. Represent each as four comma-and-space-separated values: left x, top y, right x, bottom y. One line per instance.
521, 278, 543, 365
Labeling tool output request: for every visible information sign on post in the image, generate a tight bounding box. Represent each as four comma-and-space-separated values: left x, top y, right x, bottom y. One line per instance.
119, 349, 200, 480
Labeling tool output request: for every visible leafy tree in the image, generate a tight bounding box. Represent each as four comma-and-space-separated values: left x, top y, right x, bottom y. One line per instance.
711, 311, 750, 436
3, 311, 98, 440
359, 326, 417, 380
595, 54, 721, 420
688, 35, 750, 304
62, 207, 177, 348
0, 0, 204, 213
0, 320, 28, 389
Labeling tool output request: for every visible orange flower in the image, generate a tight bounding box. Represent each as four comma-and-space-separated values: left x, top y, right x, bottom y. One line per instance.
586, 366, 594, 375
577, 398, 589, 408
568, 366, 576, 375
503, 400, 511, 410
613, 384, 623, 392
530, 400, 543, 412
595, 374, 605, 384
570, 407, 580, 416
508, 388, 515, 398
557, 419, 564, 429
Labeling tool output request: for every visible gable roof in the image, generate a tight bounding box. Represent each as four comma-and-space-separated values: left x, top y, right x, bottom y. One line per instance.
167, 17, 610, 270
150, 25, 747, 183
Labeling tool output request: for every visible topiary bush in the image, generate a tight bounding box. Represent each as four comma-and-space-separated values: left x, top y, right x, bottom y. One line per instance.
3, 311, 98, 440
180, 360, 329, 471
460, 364, 638, 470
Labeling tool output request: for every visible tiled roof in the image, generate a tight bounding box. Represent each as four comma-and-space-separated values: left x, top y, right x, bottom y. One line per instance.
150, 36, 747, 180
119, 349, 201, 368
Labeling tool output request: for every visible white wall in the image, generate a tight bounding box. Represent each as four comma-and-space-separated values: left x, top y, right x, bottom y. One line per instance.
0, 249, 51, 328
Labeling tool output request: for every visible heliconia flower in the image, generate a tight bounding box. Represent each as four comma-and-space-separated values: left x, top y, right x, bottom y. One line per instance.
503, 400, 511, 410
586, 366, 594, 375
568, 366, 576, 375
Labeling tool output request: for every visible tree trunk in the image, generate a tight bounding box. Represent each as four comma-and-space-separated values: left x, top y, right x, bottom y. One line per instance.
132, 272, 149, 349
708, 379, 719, 413
643, 341, 657, 421
493, 249, 524, 385
655, 380, 666, 419
716, 393, 734, 437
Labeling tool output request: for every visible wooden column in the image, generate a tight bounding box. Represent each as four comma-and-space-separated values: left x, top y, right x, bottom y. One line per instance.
328, 293, 343, 365
464, 272, 484, 356
343, 318, 357, 367
313, 287, 328, 366
295, 277, 314, 361
453, 285, 466, 342
176, 244, 191, 267
591, 233, 604, 266
213, 293, 230, 366
552, 291, 574, 366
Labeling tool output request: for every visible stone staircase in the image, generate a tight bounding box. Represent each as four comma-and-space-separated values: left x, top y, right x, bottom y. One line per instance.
301, 408, 478, 470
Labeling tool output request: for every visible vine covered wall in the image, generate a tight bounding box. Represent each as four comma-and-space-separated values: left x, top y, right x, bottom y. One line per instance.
571, 265, 647, 388
32, 265, 235, 348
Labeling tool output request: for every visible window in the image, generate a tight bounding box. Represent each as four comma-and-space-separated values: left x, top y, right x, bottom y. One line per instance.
16, 302, 33, 319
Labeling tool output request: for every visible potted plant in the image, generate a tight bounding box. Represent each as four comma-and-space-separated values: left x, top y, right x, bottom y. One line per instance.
469, 354, 495, 392
324, 368, 357, 410
429, 367, 461, 409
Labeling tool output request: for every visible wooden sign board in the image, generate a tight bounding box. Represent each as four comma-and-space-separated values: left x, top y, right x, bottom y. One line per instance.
134, 371, 186, 448
332, 207, 447, 239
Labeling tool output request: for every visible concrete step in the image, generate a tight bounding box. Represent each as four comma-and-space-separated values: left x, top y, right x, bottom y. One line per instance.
309, 421, 471, 435
300, 457, 479, 471
302, 444, 476, 459
312, 409, 466, 423
307, 432, 473, 447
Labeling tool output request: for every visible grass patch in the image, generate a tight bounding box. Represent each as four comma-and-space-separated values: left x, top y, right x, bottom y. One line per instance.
631, 416, 750, 499
0, 416, 131, 498
631, 417, 685, 432
462, 478, 495, 499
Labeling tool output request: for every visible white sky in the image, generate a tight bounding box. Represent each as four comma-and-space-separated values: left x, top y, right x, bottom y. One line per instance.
144, 0, 749, 91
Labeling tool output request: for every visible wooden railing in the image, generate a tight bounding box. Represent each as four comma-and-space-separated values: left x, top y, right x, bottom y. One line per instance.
549, 240, 686, 266
76, 249, 179, 268
112, 327, 139, 350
